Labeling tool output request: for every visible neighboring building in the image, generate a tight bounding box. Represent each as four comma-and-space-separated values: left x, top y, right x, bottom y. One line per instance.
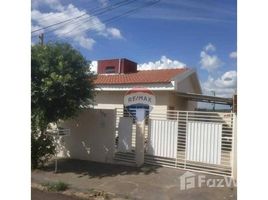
93, 58, 202, 113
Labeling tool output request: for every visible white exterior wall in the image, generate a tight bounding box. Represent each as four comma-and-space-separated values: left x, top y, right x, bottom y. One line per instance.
151, 91, 169, 114
168, 92, 187, 110
94, 91, 125, 109
176, 73, 201, 94
93, 90, 197, 112
174, 74, 201, 111
58, 109, 116, 163
94, 91, 170, 113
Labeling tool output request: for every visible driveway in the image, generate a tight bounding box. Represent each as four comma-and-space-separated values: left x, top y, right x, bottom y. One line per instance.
32, 159, 236, 200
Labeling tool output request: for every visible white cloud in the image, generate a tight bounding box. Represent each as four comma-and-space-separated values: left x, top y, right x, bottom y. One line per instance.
202, 70, 237, 97
74, 36, 96, 50
106, 28, 123, 39
200, 43, 222, 72
138, 56, 186, 70
32, 0, 64, 11
90, 60, 98, 74
31, 1, 122, 50
204, 43, 216, 52
98, 0, 109, 7
200, 51, 222, 71
229, 51, 237, 59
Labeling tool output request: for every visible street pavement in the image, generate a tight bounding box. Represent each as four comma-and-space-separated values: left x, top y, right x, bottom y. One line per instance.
32, 159, 237, 200
31, 188, 83, 200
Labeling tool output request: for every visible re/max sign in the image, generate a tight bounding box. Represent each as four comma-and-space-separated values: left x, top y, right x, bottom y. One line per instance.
127, 95, 152, 103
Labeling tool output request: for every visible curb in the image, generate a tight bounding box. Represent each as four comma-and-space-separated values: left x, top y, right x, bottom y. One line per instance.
31, 182, 128, 200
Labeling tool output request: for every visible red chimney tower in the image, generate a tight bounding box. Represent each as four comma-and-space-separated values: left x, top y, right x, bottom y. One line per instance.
97, 58, 137, 74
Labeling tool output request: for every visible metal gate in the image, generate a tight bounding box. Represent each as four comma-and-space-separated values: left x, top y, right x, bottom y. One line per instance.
113, 108, 136, 164
145, 110, 236, 177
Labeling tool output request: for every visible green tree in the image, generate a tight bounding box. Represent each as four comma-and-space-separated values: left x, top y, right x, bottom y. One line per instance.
31, 43, 95, 168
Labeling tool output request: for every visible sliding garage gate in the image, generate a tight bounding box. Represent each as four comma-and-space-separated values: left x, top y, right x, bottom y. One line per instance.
145, 110, 236, 177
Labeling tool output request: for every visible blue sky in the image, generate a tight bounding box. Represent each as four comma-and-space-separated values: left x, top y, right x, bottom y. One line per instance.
31, 0, 237, 100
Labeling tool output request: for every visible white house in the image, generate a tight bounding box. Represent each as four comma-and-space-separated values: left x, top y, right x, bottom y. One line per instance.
57, 58, 236, 180
93, 58, 202, 114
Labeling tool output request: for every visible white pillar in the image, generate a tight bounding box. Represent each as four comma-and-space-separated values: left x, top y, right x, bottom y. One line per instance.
231, 114, 237, 181
135, 109, 145, 167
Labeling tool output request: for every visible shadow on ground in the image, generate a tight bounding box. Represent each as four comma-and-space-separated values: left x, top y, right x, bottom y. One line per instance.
40, 158, 160, 179
33, 159, 237, 200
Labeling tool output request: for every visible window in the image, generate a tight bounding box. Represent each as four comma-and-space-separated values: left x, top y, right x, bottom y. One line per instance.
105, 66, 116, 73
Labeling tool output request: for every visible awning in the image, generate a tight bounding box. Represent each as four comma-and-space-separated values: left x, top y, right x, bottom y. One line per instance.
175, 92, 233, 105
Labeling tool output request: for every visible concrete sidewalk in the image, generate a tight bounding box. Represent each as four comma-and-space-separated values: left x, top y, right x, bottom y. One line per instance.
32, 159, 236, 200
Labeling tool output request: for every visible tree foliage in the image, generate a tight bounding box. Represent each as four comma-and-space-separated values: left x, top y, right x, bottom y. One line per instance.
31, 43, 95, 168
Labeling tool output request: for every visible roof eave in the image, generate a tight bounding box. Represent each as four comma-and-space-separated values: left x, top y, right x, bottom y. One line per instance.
94, 82, 175, 91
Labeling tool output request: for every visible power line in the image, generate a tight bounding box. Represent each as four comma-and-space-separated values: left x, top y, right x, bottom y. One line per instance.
33, 0, 161, 47
31, 0, 135, 34
32, 2, 103, 23
31, 0, 138, 39
32, 15, 90, 38
44, 0, 160, 42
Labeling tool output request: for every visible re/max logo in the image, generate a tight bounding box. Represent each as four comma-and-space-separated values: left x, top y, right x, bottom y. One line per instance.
128, 95, 152, 103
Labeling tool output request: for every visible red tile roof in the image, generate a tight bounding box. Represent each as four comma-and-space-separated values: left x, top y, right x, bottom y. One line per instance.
94, 68, 188, 85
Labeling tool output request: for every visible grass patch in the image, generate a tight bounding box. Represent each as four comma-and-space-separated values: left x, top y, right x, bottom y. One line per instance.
42, 181, 69, 192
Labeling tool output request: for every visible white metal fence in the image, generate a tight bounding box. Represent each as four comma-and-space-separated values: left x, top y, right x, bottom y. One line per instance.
147, 119, 178, 159
145, 110, 235, 177
114, 108, 236, 177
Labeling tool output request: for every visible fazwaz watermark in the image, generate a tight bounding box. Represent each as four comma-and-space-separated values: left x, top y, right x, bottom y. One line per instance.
179, 171, 237, 190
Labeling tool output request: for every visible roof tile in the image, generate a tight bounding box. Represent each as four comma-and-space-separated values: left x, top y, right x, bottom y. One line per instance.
94, 68, 188, 85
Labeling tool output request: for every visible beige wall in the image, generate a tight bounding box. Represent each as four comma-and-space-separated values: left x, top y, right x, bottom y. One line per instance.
93, 89, 197, 112
176, 73, 201, 94
186, 101, 198, 111
94, 91, 125, 109
94, 91, 170, 113
58, 109, 116, 163
175, 74, 200, 111
166, 92, 196, 111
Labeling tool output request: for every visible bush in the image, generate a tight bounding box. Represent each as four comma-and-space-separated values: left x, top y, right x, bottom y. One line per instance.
42, 181, 69, 192
31, 114, 56, 169
31, 129, 56, 169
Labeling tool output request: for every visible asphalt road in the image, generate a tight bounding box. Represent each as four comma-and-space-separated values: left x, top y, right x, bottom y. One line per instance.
31, 188, 82, 200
